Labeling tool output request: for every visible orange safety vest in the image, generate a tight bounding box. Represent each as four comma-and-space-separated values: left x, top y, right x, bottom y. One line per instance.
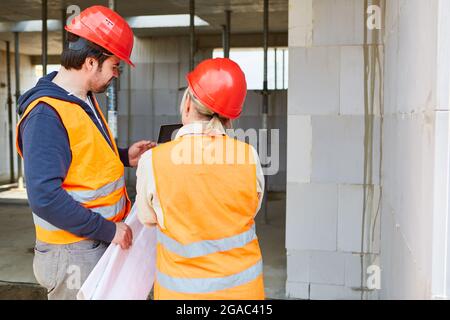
16, 96, 131, 244
152, 134, 265, 300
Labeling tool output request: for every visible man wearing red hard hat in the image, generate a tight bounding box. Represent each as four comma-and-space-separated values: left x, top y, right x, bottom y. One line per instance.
136, 58, 266, 299
16, 6, 155, 299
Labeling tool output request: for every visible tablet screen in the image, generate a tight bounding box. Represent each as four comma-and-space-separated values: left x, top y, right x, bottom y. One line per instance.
157, 124, 183, 143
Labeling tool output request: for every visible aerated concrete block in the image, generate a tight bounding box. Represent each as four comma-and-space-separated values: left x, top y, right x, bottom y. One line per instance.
288, 47, 340, 115
309, 251, 345, 285
288, 0, 313, 48
287, 115, 312, 184
310, 283, 362, 300
312, 0, 381, 46
340, 46, 365, 115
286, 281, 310, 299
344, 253, 362, 288
287, 250, 310, 283
286, 183, 338, 251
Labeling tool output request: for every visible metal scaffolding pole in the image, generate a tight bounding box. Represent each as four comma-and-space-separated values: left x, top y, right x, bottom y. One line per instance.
221, 10, 231, 58
5, 41, 14, 183
106, 0, 118, 142
274, 47, 277, 90
282, 49, 285, 89
14, 32, 24, 189
189, 0, 195, 71
42, 0, 48, 75
263, 0, 269, 103
108, 0, 116, 14
260, 0, 269, 223
62, 5, 67, 49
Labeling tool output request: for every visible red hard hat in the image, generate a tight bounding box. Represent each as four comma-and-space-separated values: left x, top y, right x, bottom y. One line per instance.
65, 5, 135, 67
186, 58, 247, 119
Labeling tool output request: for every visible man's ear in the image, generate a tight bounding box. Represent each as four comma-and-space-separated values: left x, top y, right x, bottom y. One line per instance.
85, 57, 96, 71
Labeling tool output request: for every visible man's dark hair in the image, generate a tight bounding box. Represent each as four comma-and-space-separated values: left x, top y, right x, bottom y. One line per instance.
61, 32, 113, 70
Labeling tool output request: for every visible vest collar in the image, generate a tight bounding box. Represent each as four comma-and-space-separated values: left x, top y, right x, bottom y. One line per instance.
175, 121, 226, 139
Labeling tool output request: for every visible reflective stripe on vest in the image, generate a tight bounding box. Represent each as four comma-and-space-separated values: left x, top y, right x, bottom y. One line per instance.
156, 260, 263, 294
157, 225, 256, 258
32, 194, 127, 231
32, 213, 60, 231
92, 195, 126, 219
67, 176, 125, 203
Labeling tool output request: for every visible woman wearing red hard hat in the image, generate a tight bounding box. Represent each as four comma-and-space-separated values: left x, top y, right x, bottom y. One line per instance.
136, 58, 266, 299
16, 6, 155, 300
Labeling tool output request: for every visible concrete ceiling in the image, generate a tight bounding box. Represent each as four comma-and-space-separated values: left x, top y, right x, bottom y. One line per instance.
0, 0, 288, 55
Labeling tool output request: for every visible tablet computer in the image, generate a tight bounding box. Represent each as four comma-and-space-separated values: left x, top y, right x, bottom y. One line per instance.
157, 124, 183, 144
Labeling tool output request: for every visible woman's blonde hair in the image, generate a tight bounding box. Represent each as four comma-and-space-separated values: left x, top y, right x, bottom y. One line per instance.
180, 88, 231, 135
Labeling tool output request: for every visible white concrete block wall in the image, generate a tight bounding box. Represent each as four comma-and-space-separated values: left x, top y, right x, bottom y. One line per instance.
380, 0, 450, 299
286, 250, 380, 299
338, 185, 380, 253
287, 0, 382, 299
287, 0, 450, 299
310, 116, 380, 185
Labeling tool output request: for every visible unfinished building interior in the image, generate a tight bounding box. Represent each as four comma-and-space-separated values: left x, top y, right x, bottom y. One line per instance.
1, 0, 450, 300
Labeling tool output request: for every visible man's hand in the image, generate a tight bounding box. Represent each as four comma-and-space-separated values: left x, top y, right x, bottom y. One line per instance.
111, 222, 133, 250
128, 140, 157, 167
